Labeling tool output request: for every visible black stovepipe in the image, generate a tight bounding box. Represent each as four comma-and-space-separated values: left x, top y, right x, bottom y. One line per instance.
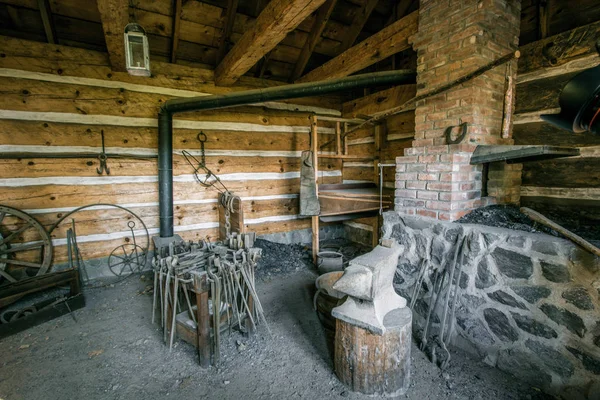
157, 70, 416, 238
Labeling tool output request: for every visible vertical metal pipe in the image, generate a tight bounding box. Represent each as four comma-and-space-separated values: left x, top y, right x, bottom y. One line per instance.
158, 110, 174, 238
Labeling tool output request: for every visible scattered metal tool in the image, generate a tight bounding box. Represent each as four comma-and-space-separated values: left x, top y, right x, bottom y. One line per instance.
96, 131, 110, 175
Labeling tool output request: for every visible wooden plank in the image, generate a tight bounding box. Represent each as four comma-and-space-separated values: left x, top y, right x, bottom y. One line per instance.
338, 0, 379, 52
37, 0, 56, 44
0, 156, 340, 179
215, 0, 238, 65
0, 119, 337, 151
170, 0, 183, 63
291, 0, 337, 81
298, 11, 417, 82
537, 0, 549, 40
96, 0, 129, 72
0, 35, 342, 110
513, 122, 600, 147
0, 176, 341, 210
342, 85, 416, 118
515, 72, 577, 114
214, 0, 328, 85
522, 158, 600, 188
518, 19, 600, 82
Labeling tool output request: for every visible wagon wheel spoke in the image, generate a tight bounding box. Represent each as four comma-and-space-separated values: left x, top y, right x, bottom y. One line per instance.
0, 268, 16, 283
0, 222, 35, 247
0, 258, 43, 268
111, 254, 127, 261
109, 259, 128, 268
0, 242, 44, 254
0, 212, 5, 225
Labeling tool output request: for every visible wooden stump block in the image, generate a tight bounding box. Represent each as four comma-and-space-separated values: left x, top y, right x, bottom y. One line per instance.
334, 307, 412, 396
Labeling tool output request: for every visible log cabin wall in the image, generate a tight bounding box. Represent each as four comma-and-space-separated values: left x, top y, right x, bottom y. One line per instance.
0, 36, 343, 263
514, 12, 600, 227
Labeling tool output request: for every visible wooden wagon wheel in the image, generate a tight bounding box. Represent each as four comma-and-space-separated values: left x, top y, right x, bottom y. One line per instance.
0, 205, 53, 286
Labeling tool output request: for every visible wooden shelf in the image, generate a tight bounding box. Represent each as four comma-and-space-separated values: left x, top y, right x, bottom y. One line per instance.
318, 154, 375, 160
470, 145, 580, 164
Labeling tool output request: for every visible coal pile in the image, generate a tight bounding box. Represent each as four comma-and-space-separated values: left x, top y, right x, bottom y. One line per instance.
254, 239, 312, 279
458, 205, 557, 235
458, 205, 600, 245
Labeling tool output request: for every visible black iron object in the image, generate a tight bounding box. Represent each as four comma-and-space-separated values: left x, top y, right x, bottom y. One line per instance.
541, 64, 600, 134
96, 131, 110, 175
157, 70, 417, 239
444, 122, 468, 144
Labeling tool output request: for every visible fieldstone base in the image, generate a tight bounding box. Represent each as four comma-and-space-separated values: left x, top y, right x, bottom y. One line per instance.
382, 211, 600, 397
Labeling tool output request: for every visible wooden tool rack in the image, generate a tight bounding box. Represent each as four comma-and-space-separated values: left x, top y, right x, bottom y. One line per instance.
309, 115, 392, 264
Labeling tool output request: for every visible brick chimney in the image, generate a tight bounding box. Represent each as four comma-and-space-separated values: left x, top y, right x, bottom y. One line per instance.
395, 0, 522, 221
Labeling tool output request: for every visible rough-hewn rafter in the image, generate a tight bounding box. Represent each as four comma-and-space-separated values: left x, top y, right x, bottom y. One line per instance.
518, 19, 600, 83
214, 0, 328, 86
215, 0, 239, 65
37, 0, 56, 44
291, 0, 337, 82
171, 0, 183, 63
298, 11, 418, 83
97, 0, 129, 72
338, 0, 379, 52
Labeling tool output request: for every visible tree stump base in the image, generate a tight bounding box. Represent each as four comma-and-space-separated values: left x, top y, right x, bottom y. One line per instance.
334, 307, 412, 397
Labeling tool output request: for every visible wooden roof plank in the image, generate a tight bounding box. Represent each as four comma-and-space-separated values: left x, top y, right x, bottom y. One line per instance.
215, 0, 238, 65
170, 0, 182, 63
298, 10, 417, 82
214, 0, 328, 86
36, 0, 56, 44
338, 0, 378, 52
291, 0, 337, 82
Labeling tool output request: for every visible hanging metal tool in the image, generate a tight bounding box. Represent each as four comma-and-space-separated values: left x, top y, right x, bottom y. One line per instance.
181, 132, 230, 193
96, 131, 110, 175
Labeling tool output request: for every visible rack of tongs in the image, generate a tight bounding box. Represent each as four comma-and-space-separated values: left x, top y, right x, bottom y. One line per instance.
151, 238, 269, 365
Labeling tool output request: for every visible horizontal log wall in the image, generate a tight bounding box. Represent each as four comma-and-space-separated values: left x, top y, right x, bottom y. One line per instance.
515, 22, 600, 221
0, 36, 343, 263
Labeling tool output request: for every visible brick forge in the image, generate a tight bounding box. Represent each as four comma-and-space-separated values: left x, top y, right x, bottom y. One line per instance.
395, 0, 522, 221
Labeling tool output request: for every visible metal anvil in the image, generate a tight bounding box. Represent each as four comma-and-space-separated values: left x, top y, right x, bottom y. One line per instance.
331, 240, 406, 335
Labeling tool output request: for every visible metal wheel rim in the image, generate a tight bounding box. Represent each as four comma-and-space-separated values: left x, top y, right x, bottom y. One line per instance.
0, 205, 53, 285
108, 244, 146, 276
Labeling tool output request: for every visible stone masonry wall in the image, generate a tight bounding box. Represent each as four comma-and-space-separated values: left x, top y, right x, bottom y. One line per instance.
383, 211, 600, 398
395, 0, 523, 220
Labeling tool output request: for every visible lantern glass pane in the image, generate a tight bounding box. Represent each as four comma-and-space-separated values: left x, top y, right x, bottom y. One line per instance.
128, 36, 146, 69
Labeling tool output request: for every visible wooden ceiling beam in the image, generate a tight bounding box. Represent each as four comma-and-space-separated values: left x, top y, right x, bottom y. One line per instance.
96, 0, 129, 72
338, 0, 379, 52
291, 0, 337, 82
214, 0, 329, 86
215, 0, 238, 65
170, 0, 183, 63
37, 0, 57, 44
298, 10, 418, 82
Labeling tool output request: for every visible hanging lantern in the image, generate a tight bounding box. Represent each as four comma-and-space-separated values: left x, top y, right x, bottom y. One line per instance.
124, 23, 151, 77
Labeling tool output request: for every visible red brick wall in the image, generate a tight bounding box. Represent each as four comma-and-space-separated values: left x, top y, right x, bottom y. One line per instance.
395, 0, 522, 220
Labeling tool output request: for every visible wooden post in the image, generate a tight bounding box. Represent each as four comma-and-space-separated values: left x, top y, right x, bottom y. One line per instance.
311, 114, 320, 265
193, 273, 211, 368
343, 122, 349, 156
335, 121, 342, 155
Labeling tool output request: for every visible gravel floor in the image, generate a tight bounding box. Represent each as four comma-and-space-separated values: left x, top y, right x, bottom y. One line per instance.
0, 264, 553, 400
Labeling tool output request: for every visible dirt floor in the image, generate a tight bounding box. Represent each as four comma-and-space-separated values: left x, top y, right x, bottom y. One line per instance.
0, 265, 553, 400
